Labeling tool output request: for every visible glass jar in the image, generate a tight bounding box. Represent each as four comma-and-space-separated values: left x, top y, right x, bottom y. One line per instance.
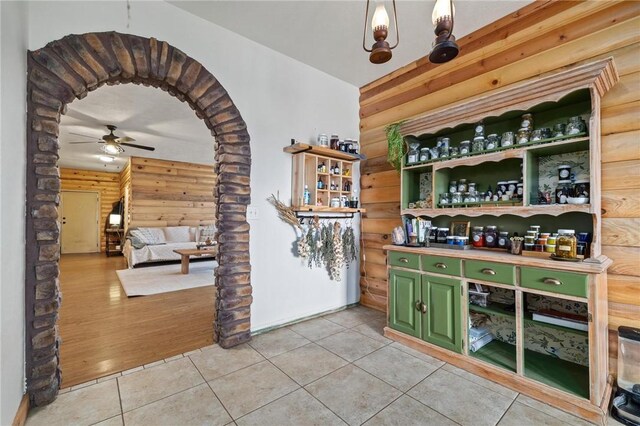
471, 227, 485, 247
472, 137, 485, 153
507, 180, 518, 194
517, 128, 530, 144
439, 193, 450, 206
429, 227, 438, 244
450, 146, 459, 157
446, 236, 456, 245
501, 131, 514, 147
531, 129, 543, 141
566, 116, 587, 135
458, 179, 468, 193
430, 146, 440, 160
457, 237, 468, 246
474, 121, 485, 138
451, 192, 462, 204
449, 181, 457, 193
553, 123, 566, 138
330, 134, 339, 150
556, 229, 577, 259
497, 231, 510, 249
521, 113, 534, 131
516, 183, 524, 199
317, 133, 329, 147
407, 142, 420, 164
485, 226, 498, 248
556, 180, 572, 204
440, 137, 451, 151
459, 140, 471, 155
497, 181, 508, 196
437, 228, 450, 244
485, 134, 499, 150
558, 164, 571, 180
351, 140, 360, 154
573, 180, 590, 199
419, 148, 430, 162
463, 192, 471, 203
540, 128, 552, 139
468, 182, 477, 195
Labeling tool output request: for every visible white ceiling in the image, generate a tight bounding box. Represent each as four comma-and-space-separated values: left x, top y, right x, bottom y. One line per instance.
59, 84, 214, 172
169, 0, 531, 87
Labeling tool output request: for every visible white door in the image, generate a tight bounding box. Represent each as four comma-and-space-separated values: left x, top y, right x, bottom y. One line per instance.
60, 191, 100, 254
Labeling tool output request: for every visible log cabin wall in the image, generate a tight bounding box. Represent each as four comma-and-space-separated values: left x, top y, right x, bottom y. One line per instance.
60, 168, 121, 252
358, 1, 640, 373
127, 156, 217, 228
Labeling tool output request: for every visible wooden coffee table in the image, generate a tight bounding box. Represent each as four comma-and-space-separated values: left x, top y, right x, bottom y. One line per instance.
173, 248, 217, 274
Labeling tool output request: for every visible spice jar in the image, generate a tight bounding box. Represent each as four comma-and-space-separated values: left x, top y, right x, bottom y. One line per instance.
545, 244, 556, 253
468, 182, 477, 195
474, 121, 485, 137
566, 116, 587, 135
497, 181, 508, 196
531, 129, 543, 141
437, 228, 450, 244
460, 140, 471, 155
457, 237, 469, 246
540, 128, 552, 139
517, 128, 530, 144
501, 132, 514, 147
450, 147, 459, 157
553, 123, 566, 138
439, 137, 451, 151
430, 146, 440, 159
419, 148, 430, 162
507, 180, 518, 194
497, 231, 510, 249
516, 183, 524, 199
446, 236, 456, 245
330, 134, 339, 150
439, 193, 450, 206
573, 179, 590, 199
458, 179, 468, 193
317, 134, 329, 147
472, 227, 485, 247
558, 164, 572, 180
429, 227, 438, 243
472, 137, 485, 153
556, 229, 577, 259
451, 192, 462, 204
556, 180, 572, 204
449, 181, 457, 193
521, 113, 534, 131
485, 226, 498, 248
485, 134, 499, 150
407, 142, 420, 164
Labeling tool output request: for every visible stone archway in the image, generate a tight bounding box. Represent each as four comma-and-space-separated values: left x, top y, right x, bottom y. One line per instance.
25, 32, 252, 406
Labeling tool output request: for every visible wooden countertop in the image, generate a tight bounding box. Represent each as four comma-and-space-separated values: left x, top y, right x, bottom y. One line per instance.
383, 244, 612, 274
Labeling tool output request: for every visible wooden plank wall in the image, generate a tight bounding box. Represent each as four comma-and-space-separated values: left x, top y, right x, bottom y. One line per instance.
60, 168, 121, 252
358, 1, 640, 372
127, 157, 217, 228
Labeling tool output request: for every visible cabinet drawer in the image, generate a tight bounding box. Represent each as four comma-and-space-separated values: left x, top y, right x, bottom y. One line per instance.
388, 251, 420, 269
421, 255, 461, 277
464, 260, 515, 285
520, 267, 588, 298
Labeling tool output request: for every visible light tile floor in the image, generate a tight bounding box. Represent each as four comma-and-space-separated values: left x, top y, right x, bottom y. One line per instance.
27, 305, 607, 426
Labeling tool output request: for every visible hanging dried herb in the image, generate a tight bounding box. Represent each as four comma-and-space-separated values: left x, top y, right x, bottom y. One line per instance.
319, 223, 334, 267
342, 225, 358, 266
330, 222, 344, 281
385, 121, 407, 173
305, 226, 316, 268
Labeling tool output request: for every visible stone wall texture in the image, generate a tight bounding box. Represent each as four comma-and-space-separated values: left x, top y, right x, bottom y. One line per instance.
25, 32, 252, 406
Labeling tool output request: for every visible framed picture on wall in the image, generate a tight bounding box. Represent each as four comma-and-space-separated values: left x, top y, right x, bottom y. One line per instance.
450, 221, 471, 238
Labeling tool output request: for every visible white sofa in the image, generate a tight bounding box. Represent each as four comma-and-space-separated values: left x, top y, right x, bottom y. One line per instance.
123, 225, 215, 268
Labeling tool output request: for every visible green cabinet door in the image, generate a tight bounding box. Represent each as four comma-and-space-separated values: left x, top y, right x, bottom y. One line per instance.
421, 274, 462, 353
389, 269, 421, 338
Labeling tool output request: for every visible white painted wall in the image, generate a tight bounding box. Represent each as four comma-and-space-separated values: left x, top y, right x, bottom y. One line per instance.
0, 1, 28, 424
27, 1, 361, 331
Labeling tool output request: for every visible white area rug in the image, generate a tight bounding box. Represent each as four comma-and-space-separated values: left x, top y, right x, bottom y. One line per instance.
116, 261, 217, 296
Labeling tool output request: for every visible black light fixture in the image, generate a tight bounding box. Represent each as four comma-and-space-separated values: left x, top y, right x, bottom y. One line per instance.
429, 0, 459, 64
362, 0, 399, 64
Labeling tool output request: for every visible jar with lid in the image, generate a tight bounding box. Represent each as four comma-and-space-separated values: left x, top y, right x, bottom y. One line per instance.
556, 229, 577, 259
345, 140, 354, 153
472, 137, 485, 153
485, 134, 499, 150
566, 116, 587, 135
471, 226, 485, 247
553, 123, 566, 138
440, 137, 451, 151
351, 140, 360, 154
516, 183, 524, 199
556, 180, 572, 204
439, 193, 450, 206
474, 121, 485, 138
446, 236, 456, 245
558, 164, 571, 180
457, 237, 468, 246
448, 180, 457, 193
430, 146, 440, 159
407, 142, 420, 164
428, 227, 438, 243
317, 133, 329, 147
451, 192, 462, 204
521, 113, 534, 131
330, 134, 339, 150
458, 179, 468, 193
501, 132, 514, 147
459, 140, 471, 155
450, 146, 459, 157
485, 226, 498, 248
463, 192, 472, 203
540, 128, 552, 139
507, 180, 518, 194
468, 182, 477, 195
573, 180, 590, 199
419, 148, 430, 162
437, 228, 450, 244
517, 128, 530, 144
497, 231, 510, 249
531, 129, 543, 142
497, 181, 508, 196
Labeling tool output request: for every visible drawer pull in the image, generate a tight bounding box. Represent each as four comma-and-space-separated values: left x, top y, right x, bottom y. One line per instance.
435, 262, 448, 269
415, 301, 422, 311
420, 302, 427, 314
399, 257, 409, 263
543, 278, 563, 286
481, 268, 496, 276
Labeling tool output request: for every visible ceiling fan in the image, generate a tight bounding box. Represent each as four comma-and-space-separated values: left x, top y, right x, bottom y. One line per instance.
68, 124, 155, 153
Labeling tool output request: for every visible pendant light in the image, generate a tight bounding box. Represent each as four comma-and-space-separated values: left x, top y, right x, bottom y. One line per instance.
362, 0, 399, 64
429, 0, 459, 63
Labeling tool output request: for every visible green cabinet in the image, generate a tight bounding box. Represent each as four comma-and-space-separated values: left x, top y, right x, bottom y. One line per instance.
422, 275, 462, 353
389, 269, 421, 337
389, 265, 462, 353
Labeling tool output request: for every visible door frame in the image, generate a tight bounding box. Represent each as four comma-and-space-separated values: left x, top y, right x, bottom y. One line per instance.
60, 189, 101, 254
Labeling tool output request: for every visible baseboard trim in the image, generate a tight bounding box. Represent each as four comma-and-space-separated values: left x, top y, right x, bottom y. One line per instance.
251, 302, 361, 336
11, 394, 29, 426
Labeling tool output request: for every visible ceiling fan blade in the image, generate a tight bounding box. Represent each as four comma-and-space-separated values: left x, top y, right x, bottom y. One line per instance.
68, 141, 98, 144
117, 136, 136, 142
120, 142, 155, 151
69, 132, 100, 139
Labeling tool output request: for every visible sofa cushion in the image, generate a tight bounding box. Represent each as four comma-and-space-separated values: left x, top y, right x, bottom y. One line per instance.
163, 226, 191, 243
198, 224, 217, 242
133, 227, 166, 245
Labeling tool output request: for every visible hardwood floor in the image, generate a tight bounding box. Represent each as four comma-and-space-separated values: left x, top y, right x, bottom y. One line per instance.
58, 253, 215, 388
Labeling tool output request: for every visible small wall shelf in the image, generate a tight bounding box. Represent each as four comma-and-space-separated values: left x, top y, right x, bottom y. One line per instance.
283, 143, 366, 161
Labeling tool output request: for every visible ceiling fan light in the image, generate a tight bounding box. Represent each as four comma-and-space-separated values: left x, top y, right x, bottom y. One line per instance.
372, 3, 389, 31
99, 155, 116, 163
102, 143, 123, 155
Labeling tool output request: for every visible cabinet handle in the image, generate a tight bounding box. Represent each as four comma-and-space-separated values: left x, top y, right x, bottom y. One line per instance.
543, 278, 562, 286
421, 302, 427, 314
481, 268, 496, 276
415, 301, 422, 311
399, 257, 409, 263
435, 262, 447, 269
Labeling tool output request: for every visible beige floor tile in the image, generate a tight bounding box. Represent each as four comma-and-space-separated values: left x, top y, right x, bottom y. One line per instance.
305, 364, 402, 426
143, 359, 165, 369
189, 343, 264, 381
352, 305, 386, 321
499, 401, 572, 425
317, 330, 386, 362
96, 372, 121, 383
516, 394, 593, 426
351, 321, 392, 345
389, 342, 446, 367
442, 363, 518, 398
408, 369, 514, 426
354, 346, 440, 391
288, 317, 346, 341
270, 343, 348, 386
70, 380, 97, 391
123, 383, 232, 426
236, 389, 346, 426
121, 366, 143, 375
93, 415, 123, 426
118, 357, 204, 412
26, 380, 120, 426
248, 327, 311, 358
209, 360, 299, 419
363, 395, 457, 426
323, 308, 372, 328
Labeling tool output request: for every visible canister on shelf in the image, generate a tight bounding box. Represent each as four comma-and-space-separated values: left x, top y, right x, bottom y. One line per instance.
517, 128, 530, 144
497, 231, 510, 249
457, 237, 468, 246
556, 229, 577, 259
472, 227, 485, 247
440, 193, 450, 206
521, 113, 534, 131
437, 228, 450, 244
534, 244, 544, 252
497, 181, 508, 196
566, 116, 587, 135
501, 132, 514, 147
468, 182, 477, 195
540, 128, 552, 139
460, 140, 471, 155
419, 148, 430, 162
507, 180, 518, 194
531, 129, 543, 141
556, 180, 572, 204
330, 134, 339, 150
458, 179, 468, 193
446, 236, 456, 245
545, 244, 556, 253
547, 235, 557, 245
429, 227, 438, 243
449, 181, 457, 193
524, 243, 534, 251
574, 180, 590, 199
450, 147, 459, 157
451, 192, 462, 204
317, 134, 329, 147
485, 134, 499, 150
553, 123, 566, 138
485, 226, 498, 248
474, 121, 485, 137
472, 137, 485, 153
558, 164, 572, 180
407, 142, 420, 164
516, 183, 524, 198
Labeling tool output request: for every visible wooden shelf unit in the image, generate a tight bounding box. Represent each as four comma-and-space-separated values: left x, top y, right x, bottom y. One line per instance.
105, 228, 124, 257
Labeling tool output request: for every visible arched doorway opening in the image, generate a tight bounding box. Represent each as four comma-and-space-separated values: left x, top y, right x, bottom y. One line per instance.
25, 32, 252, 406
